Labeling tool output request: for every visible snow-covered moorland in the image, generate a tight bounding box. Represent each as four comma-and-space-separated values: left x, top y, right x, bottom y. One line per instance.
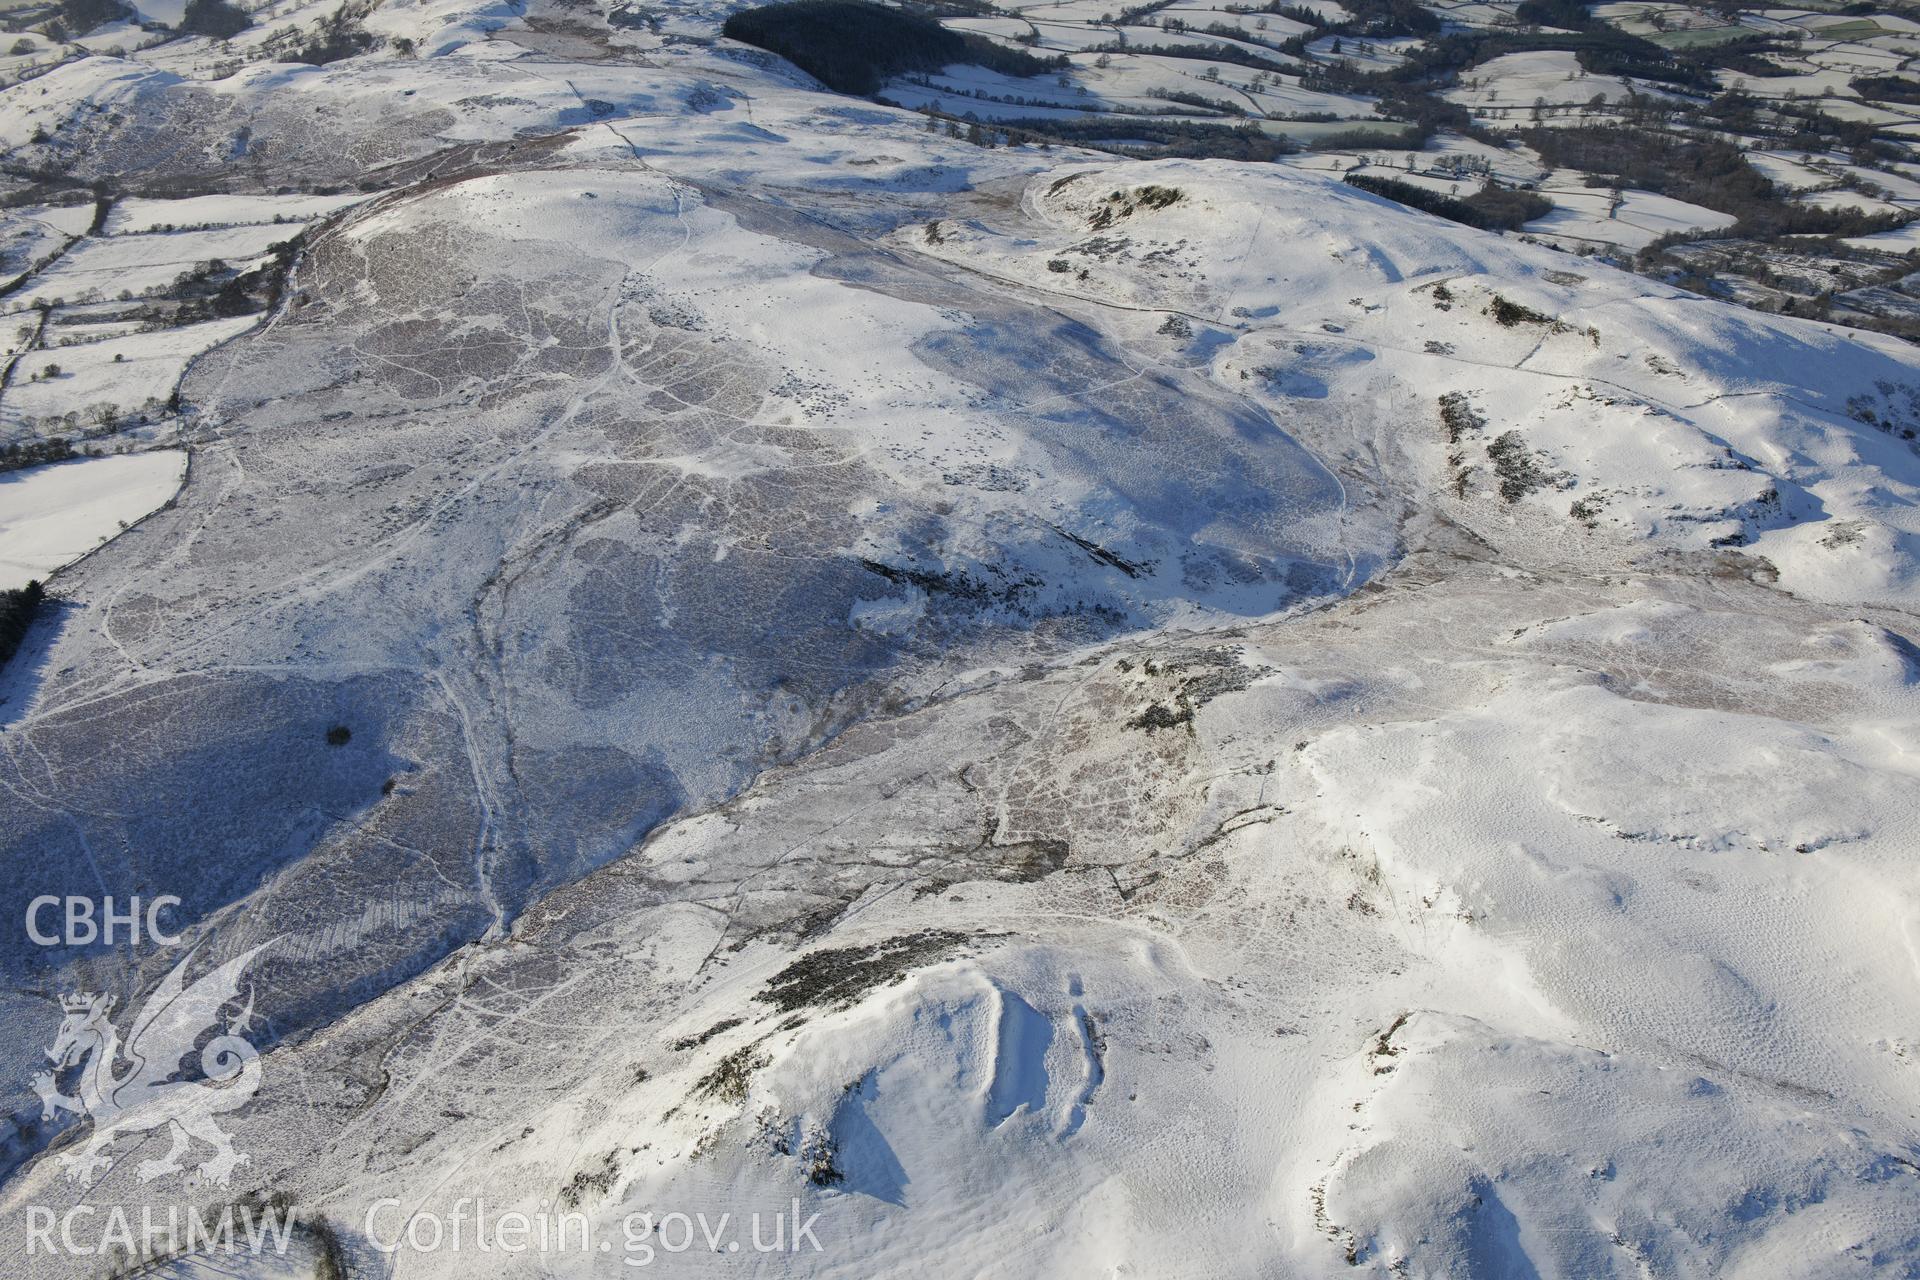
0, 0, 1918, 1276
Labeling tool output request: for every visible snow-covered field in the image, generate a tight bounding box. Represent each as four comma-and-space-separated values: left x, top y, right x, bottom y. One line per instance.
0, 0, 1918, 1276
6, 224, 298, 308
3, 314, 259, 429
1523, 177, 1736, 249
103, 192, 369, 235
1446, 49, 1664, 118
0, 450, 184, 589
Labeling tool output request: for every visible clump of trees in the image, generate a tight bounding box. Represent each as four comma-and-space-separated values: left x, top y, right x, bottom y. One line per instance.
1344, 171, 1551, 231
1087, 39, 1291, 73
1371, 88, 1495, 145
1852, 74, 1920, 104
1515, 0, 1594, 30
158, 234, 304, 323
1687, 34, 1798, 79
0, 437, 74, 474
57, 0, 128, 34
1002, 116, 1295, 161
1524, 124, 1767, 217
0, 580, 46, 673
179, 0, 251, 39
722, 0, 1065, 96
262, 0, 376, 64
1316, 0, 1436, 38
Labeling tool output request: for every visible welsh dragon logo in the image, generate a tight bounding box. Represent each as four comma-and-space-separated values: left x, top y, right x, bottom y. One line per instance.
32, 941, 271, 1188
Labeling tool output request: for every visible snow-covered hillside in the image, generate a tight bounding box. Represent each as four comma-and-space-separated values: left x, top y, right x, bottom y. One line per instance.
1, 0, 1919, 1276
